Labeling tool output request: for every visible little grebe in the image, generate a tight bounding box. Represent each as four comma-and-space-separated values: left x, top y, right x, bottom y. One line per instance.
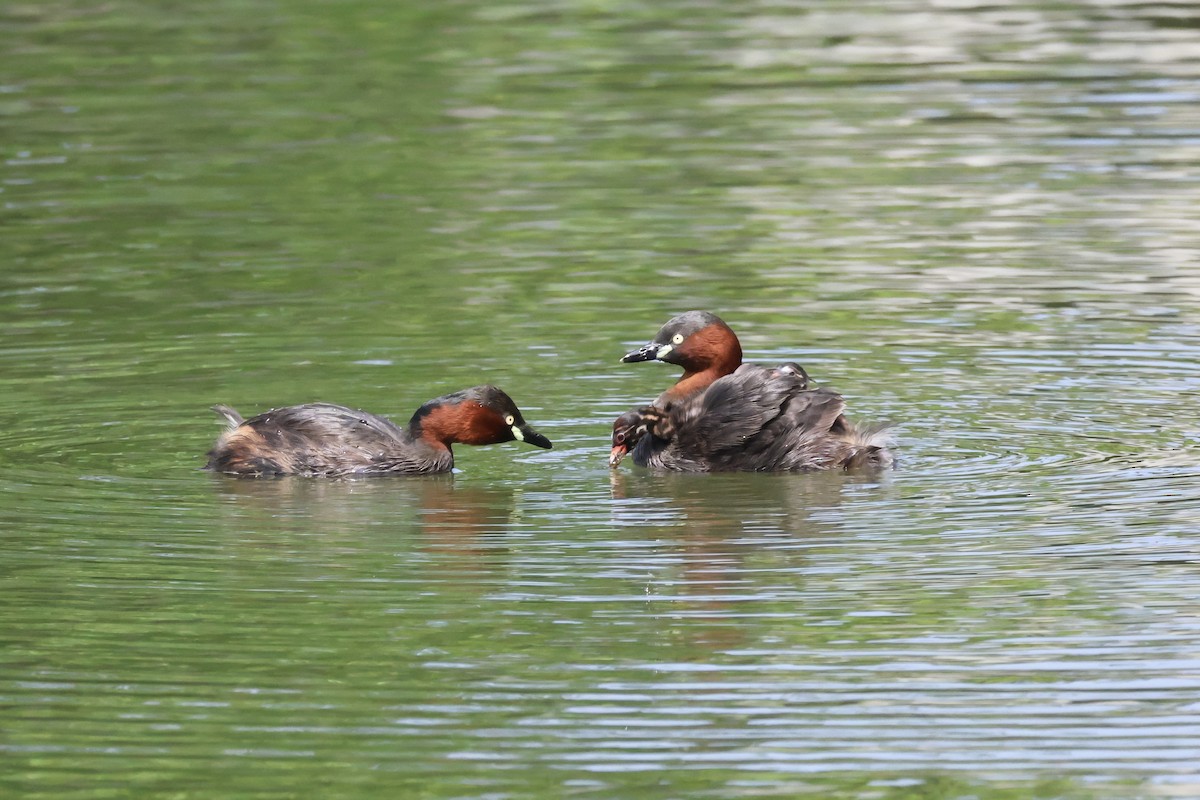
615, 312, 891, 472
610, 363, 891, 472
206, 385, 551, 477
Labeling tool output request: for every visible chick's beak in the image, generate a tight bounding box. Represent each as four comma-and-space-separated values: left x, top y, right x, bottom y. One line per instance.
609, 444, 628, 468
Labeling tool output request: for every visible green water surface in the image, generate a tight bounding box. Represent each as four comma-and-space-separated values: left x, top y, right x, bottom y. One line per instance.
4, 1, 1200, 798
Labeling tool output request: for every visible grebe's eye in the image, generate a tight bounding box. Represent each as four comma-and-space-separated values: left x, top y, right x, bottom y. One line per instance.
671, 333, 684, 345
615, 431, 626, 444
504, 415, 515, 426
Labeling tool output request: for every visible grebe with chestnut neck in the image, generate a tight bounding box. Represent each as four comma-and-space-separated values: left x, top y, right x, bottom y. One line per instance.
206, 385, 551, 477
615, 312, 892, 472
620, 310, 743, 407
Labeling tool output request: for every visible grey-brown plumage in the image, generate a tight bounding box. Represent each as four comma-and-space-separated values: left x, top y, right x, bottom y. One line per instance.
206, 385, 551, 477
611, 364, 892, 473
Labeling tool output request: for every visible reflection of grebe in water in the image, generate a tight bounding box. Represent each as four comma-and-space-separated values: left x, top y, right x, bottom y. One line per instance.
211, 476, 520, 580
608, 468, 867, 650
608, 467, 856, 536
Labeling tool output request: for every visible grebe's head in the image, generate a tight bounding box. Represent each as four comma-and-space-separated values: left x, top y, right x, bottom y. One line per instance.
411, 385, 552, 449
620, 311, 742, 373
609, 409, 647, 469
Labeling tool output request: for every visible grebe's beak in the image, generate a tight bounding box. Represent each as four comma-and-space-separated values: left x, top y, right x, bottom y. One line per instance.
609, 444, 628, 468
621, 341, 666, 363
513, 424, 552, 449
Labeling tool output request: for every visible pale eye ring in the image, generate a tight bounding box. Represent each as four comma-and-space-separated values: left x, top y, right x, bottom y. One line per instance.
671, 333, 684, 344
505, 415, 515, 425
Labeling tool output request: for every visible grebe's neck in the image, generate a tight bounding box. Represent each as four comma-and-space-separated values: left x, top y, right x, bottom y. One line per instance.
661, 324, 742, 403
